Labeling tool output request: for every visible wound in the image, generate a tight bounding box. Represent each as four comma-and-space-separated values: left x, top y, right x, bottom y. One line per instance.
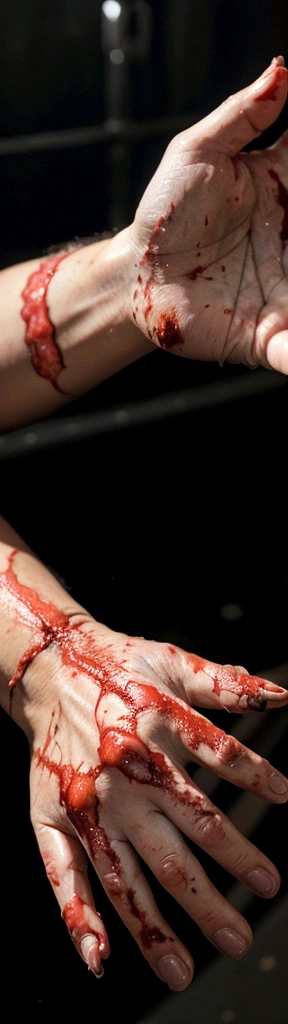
21, 254, 70, 392
155, 312, 183, 350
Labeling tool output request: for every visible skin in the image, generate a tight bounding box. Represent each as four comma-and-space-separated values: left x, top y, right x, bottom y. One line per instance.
1, 60, 288, 430
0, 521, 288, 990
1, 61, 288, 990
130, 57, 288, 372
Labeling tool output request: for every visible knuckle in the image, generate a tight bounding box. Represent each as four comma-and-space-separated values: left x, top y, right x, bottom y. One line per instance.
194, 808, 225, 847
215, 733, 244, 767
157, 852, 188, 889
228, 850, 251, 875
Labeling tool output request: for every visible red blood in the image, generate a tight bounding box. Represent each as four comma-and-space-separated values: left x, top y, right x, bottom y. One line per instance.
62, 893, 102, 964
0, 550, 70, 689
186, 266, 214, 282
144, 300, 153, 319
133, 289, 138, 301
126, 889, 167, 948
155, 312, 183, 350
42, 850, 60, 886
268, 168, 288, 241
204, 215, 209, 225
205, 304, 210, 308
2, 547, 273, 955
47, 870, 60, 886
168, 646, 176, 655
235, 196, 239, 202
224, 308, 233, 314
20, 255, 70, 392
143, 274, 154, 321
186, 266, 206, 281
191, 887, 197, 893
140, 203, 175, 266
67, 773, 96, 811
185, 651, 263, 704
99, 728, 150, 768
221, 266, 226, 272
137, 275, 142, 285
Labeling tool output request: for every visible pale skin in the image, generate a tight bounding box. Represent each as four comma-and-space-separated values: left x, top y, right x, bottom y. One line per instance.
1, 60, 288, 990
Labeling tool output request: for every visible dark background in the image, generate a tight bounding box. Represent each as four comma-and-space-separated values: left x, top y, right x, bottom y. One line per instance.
1, 2, 288, 1020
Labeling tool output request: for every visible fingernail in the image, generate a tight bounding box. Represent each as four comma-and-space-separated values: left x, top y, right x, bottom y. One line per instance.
81, 937, 104, 978
212, 928, 247, 959
268, 772, 288, 795
157, 954, 189, 989
246, 867, 277, 895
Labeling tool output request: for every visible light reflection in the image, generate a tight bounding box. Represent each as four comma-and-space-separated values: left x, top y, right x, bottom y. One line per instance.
102, 1, 121, 21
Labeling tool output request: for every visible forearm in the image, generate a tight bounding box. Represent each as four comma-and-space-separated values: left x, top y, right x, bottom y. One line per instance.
0, 515, 95, 730
0, 228, 154, 431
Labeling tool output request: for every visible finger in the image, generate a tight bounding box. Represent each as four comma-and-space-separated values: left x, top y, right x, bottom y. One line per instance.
83, 798, 194, 991
186, 58, 288, 157
35, 822, 110, 977
124, 806, 255, 960
145, 763, 281, 900
130, 680, 288, 801
164, 643, 288, 713
172, 702, 288, 799
265, 328, 288, 373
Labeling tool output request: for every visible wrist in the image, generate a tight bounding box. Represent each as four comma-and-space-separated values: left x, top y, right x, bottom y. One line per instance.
47, 225, 155, 396
0, 539, 84, 733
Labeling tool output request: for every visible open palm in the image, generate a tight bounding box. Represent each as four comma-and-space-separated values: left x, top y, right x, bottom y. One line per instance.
130, 58, 288, 374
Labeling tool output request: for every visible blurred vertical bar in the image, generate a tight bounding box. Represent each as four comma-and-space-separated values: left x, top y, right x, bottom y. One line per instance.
101, 0, 152, 228
165, 0, 214, 115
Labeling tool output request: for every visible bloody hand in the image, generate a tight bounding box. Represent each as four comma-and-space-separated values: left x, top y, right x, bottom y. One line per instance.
129, 57, 288, 374
3, 549, 287, 991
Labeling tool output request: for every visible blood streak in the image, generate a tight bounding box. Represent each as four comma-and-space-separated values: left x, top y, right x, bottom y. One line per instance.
137, 203, 175, 332
140, 203, 175, 267
1, 548, 277, 962
62, 893, 103, 974
126, 889, 167, 948
185, 651, 266, 705
20, 254, 70, 391
268, 168, 288, 242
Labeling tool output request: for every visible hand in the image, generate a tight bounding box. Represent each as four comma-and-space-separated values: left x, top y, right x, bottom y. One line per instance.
129, 57, 288, 373
21, 607, 288, 990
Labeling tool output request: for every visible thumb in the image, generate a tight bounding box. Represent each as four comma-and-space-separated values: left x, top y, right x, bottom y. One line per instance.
189, 57, 288, 157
